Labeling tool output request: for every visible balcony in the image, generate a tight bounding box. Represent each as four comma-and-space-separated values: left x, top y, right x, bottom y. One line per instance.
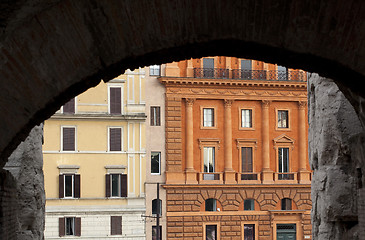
275, 172, 298, 184
193, 68, 306, 82
237, 172, 261, 184
198, 172, 224, 184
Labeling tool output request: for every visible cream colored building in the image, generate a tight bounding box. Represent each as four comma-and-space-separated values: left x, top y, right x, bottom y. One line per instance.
43, 68, 147, 239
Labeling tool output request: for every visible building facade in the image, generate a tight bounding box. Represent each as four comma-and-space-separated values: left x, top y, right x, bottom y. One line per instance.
160, 57, 312, 240
43, 69, 147, 239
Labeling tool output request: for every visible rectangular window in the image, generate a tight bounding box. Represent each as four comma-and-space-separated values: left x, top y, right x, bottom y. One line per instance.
241, 147, 253, 172
63, 98, 75, 114
206, 225, 217, 240
150, 65, 161, 76
106, 174, 127, 197
203, 108, 214, 127
241, 109, 252, 128
278, 148, 289, 173
59, 217, 81, 237
244, 224, 255, 240
281, 198, 292, 210
62, 127, 75, 151
241, 60, 252, 79
278, 110, 289, 128
59, 174, 80, 198
152, 226, 162, 240
150, 106, 161, 126
203, 58, 214, 78
111, 216, 122, 235
109, 128, 122, 151
110, 87, 122, 114
204, 147, 215, 173
277, 65, 288, 80
244, 199, 255, 211
151, 152, 161, 175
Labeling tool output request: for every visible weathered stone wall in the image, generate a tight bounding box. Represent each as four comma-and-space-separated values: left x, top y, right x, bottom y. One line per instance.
1, 125, 45, 240
308, 74, 365, 240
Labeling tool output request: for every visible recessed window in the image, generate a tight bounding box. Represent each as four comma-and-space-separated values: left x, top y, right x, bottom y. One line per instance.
203, 108, 214, 127
150, 106, 161, 126
109, 127, 122, 151
111, 216, 122, 235
150, 65, 161, 76
151, 152, 161, 175
65, 217, 75, 236
281, 198, 292, 210
152, 199, 162, 215
243, 224, 255, 240
59, 174, 80, 198
205, 198, 217, 211
244, 199, 255, 211
203, 147, 215, 180
62, 98, 75, 114
203, 58, 214, 78
205, 225, 217, 240
110, 87, 122, 114
241, 147, 253, 173
106, 174, 127, 198
278, 110, 289, 128
241, 109, 252, 128
59, 217, 81, 237
62, 127, 75, 151
278, 147, 289, 173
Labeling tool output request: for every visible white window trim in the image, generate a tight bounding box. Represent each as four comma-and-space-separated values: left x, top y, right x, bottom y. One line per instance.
151, 151, 161, 175
110, 174, 122, 198
63, 174, 75, 199
60, 126, 77, 152
107, 126, 123, 152
65, 217, 76, 236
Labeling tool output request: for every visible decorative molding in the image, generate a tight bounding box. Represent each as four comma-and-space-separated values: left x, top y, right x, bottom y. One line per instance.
236, 139, 258, 149
261, 100, 271, 108
273, 134, 295, 150
185, 98, 195, 106
198, 138, 221, 149
298, 101, 307, 109
224, 99, 234, 107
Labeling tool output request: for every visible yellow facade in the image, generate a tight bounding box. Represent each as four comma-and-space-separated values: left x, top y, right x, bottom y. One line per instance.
43, 68, 146, 239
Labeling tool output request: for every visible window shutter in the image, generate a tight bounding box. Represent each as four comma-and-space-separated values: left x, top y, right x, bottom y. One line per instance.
106, 174, 111, 197
59, 217, 65, 237
74, 174, 80, 198
110, 88, 121, 114
109, 128, 121, 151
63, 98, 75, 114
121, 174, 128, 197
111, 216, 122, 235
150, 107, 155, 125
62, 127, 75, 151
59, 175, 64, 198
75, 217, 81, 236
156, 107, 161, 126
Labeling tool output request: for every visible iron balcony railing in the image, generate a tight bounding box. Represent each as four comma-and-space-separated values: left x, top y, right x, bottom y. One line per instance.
193, 68, 306, 82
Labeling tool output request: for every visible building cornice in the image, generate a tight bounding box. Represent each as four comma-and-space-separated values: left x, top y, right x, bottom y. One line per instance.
50, 113, 147, 121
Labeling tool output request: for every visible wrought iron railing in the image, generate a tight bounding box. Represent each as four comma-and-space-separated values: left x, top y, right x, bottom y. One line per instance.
193, 68, 306, 81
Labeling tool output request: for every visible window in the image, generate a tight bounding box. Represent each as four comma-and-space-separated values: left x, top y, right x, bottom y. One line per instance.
203, 58, 214, 78
110, 87, 122, 114
152, 199, 162, 215
278, 110, 289, 128
241, 109, 252, 128
278, 148, 289, 173
109, 127, 122, 151
105, 174, 127, 197
281, 198, 292, 210
111, 216, 122, 235
62, 98, 75, 114
243, 224, 255, 240
150, 106, 161, 126
62, 127, 75, 151
152, 226, 162, 240
203, 108, 214, 127
205, 198, 217, 211
205, 225, 217, 240
151, 152, 161, 174
241, 147, 253, 172
277, 65, 288, 80
203, 147, 215, 173
150, 65, 161, 76
59, 174, 80, 198
59, 217, 81, 237
244, 199, 255, 211
241, 60, 252, 79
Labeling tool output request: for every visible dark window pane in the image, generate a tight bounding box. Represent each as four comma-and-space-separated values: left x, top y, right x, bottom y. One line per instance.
278, 148, 289, 173
63, 98, 75, 114
151, 152, 161, 174
64, 175, 73, 197
111, 174, 120, 197
244, 199, 255, 211
152, 226, 162, 240
206, 225, 217, 240
281, 198, 292, 210
244, 224, 255, 240
203, 58, 214, 78
152, 199, 162, 215
110, 87, 121, 114
65, 217, 74, 236
205, 198, 217, 211
109, 128, 121, 151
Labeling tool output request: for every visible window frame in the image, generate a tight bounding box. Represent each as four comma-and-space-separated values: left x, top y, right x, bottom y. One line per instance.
201, 106, 218, 129
205, 198, 217, 212
152, 225, 162, 240
150, 106, 161, 126
108, 127, 123, 152
61, 126, 76, 152
105, 172, 128, 198
243, 199, 255, 211
236, 139, 258, 173
203, 222, 220, 240
64, 174, 75, 198
278, 147, 290, 173
149, 65, 161, 76
61, 97, 76, 114
276, 109, 291, 130
240, 108, 254, 130
241, 221, 258, 240
110, 216, 122, 235
108, 85, 123, 115
151, 151, 161, 175
281, 198, 292, 210
65, 217, 75, 236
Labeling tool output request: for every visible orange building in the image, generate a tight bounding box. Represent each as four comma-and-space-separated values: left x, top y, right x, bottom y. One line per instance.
159, 57, 312, 240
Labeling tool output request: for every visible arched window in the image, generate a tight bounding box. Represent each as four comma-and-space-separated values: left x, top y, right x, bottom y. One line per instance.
205, 198, 217, 211
152, 199, 162, 215
281, 198, 292, 210
244, 199, 255, 211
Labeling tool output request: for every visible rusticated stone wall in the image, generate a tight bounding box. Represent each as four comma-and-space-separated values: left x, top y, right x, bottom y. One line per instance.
308, 74, 365, 240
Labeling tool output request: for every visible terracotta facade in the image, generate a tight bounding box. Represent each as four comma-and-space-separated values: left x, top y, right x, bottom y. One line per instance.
160, 57, 311, 240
